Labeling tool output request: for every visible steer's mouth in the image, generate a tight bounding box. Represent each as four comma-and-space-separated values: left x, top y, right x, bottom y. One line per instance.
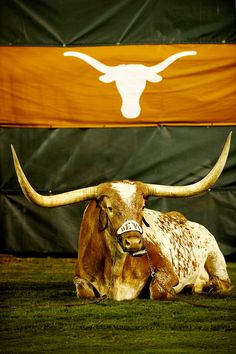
130, 249, 147, 257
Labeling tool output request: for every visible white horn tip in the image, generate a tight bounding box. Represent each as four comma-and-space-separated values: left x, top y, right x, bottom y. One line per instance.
227, 131, 232, 144
11, 144, 17, 159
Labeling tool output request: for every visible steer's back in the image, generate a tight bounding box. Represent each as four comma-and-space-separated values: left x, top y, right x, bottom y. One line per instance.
143, 208, 230, 293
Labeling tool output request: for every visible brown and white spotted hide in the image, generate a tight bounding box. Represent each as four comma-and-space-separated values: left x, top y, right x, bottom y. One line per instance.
74, 181, 230, 301
143, 209, 231, 296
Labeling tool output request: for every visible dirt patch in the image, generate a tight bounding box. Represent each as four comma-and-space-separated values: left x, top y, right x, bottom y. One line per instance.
0, 253, 23, 264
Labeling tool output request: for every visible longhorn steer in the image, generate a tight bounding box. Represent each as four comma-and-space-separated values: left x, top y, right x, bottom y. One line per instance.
63, 50, 197, 119
11, 133, 232, 300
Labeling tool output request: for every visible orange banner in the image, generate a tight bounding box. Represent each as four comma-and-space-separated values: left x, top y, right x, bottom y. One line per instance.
0, 44, 235, 127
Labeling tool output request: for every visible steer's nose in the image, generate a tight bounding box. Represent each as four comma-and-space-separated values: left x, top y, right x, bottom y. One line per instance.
121, 232, 144, 252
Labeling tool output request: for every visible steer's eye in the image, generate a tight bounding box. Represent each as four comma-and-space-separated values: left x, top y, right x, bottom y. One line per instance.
108, 207, 113, 212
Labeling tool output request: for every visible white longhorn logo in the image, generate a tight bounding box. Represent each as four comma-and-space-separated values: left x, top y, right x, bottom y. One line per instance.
64, 50, 197, 119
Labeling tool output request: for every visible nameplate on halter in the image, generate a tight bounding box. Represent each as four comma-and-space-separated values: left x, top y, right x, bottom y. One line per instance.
117, 220, 143, 235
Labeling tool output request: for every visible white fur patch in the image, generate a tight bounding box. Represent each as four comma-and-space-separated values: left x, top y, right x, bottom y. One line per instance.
111, 182, 136, 207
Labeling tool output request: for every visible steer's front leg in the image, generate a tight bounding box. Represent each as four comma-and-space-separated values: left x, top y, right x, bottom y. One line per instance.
145, 241, 178, 300
74, 276, 96, 298
149, 272, 176, 300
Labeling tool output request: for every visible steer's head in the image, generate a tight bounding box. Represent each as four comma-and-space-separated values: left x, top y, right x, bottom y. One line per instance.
96, 180, 147, 255
11, 132, 231, 255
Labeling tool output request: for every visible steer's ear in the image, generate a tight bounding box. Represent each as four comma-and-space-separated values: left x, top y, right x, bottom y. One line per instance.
99, 74, 115, 83
147, 73, 163, 83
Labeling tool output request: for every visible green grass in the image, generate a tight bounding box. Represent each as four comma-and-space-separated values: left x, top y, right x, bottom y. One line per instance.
0, 255, 235, 353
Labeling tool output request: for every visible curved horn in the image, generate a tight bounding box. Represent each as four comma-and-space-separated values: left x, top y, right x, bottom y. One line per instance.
64, 51, 112, 74
11, 145, 99, 208
145, 132, 232, 198
150, 51, 197, 73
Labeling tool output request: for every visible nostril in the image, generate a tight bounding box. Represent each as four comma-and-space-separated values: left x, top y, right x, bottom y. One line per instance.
125, 239, 131, 247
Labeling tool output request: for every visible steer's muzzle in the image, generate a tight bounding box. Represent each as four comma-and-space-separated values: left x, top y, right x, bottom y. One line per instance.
117, 220, 146, 256
118, 231, 146, 257
120, 231, 143, 251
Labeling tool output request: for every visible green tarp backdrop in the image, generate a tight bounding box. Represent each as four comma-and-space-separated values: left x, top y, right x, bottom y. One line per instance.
0, 0, 235, 45
1, 127, 236, 257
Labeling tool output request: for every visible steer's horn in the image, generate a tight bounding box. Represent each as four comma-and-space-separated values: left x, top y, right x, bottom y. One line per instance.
150, 51, 197, 73
11, 146, 99, 207
145, 132, 232, 198
64, 51, 111, 74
